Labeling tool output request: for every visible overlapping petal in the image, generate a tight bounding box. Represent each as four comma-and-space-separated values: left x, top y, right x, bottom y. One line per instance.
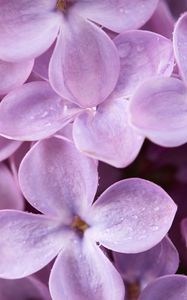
0, 210, 69, 279
113, 31, 174, 98
73, 99, 144, 168
0, 81, 76, 141
0, 137, 21, 162
0, 59, 34, 95
88, 178, 177, 253
113, 237, 179, 283
0, 277, 51, 300
0, 163, 23, 210
72, 0, 159, 32
19, 137, 98, 219
49, 13, 120, 108
129, 77, 187, 147
0, 0, 61, 62
138, 275, 187, 300
49, 234, 124, 300
173, 13, 187, 82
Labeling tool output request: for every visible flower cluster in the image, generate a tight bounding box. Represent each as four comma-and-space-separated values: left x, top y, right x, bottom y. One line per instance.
0, 0, 187, 299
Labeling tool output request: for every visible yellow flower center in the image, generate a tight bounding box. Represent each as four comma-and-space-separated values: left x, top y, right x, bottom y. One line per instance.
126, 281, 140, 300
56, 0, 66, 11
71, 216, 89, 233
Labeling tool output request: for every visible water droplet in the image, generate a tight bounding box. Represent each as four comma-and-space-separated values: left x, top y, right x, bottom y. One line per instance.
151, 225, 159, 231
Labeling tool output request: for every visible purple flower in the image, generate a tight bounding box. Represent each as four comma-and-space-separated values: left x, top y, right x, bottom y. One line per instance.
0, 138, 176, 299
0, 29, 174, 168
0, 137, 21, 162
113, 236, 179, 299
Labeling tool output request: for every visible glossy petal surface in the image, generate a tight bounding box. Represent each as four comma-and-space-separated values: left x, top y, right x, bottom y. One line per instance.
113, 30, 174, 98
139, 275, 187, 300
0, 210, 68, 278
19, 138, 98, 220
72, 0, 159, 32
113, 237, 179, 283
0, 81, 72, 141
0, 0, 61, 61
0, 163, 23, 210
49, 234, 124, 300
129, 77, 187, 147
173, 13, 187, 82
49, 13, 120, 108
89, 178, 177, 253
0, 59, 34, 95
73, 99, 144, 168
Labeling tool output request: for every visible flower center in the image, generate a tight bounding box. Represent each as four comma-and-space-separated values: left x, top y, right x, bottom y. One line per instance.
71, 216, 89, 233
126, 281, 140, 300
56, 0, 66, 11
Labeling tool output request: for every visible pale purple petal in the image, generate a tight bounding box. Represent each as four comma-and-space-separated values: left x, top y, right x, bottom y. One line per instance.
49, 234, 124, 300
33, 43, 55, 80
0, 163, 23, 210
19, 137, 98, 219
72, 0, 159, 32
138, 275, 187, 300
49, 13, 120, 108
0, 81, 76, 141
0, 1, 61, 62
0, 137, 21, 162
143, 0, 174, 39
173, 13, 187, 82
181, 218, 187, 246
73, 99, 144, 168
88, 178, 177, 253
0, 276, 51, 300
113, 236, 179, 284
129, 77, 187, 147
113, 31, 174, 98
0, 210, 70, 278
0, 59, 34, 95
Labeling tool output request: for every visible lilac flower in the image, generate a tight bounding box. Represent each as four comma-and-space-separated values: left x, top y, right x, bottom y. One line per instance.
0, 276, 51, 300
138, 275, 187, 300
113, 237, 179, 299
0, 138, 176, 299
0, 30, 174, 168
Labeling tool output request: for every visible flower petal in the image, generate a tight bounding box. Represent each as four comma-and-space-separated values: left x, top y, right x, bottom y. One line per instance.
33, 43, 55, 80
88, 178, 177, 253
113, 236, 179, 284
0, 137, 21, 162
19, 137, 98, 219
0, 163, 23, 210
113, 30, 174, 98
173, 13, 187, 83
0, 276, 51, 300
49, 13, 120, 108
73, 99, 144, 168
0, 0, 61, 61
138, 275, 187, 300
72, 0, 159, 32
0, 210, 70, 278
0, 59, 34, 96
0, 81, 76, 141
49, 234, 124, 300
129, 77, 187, 147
